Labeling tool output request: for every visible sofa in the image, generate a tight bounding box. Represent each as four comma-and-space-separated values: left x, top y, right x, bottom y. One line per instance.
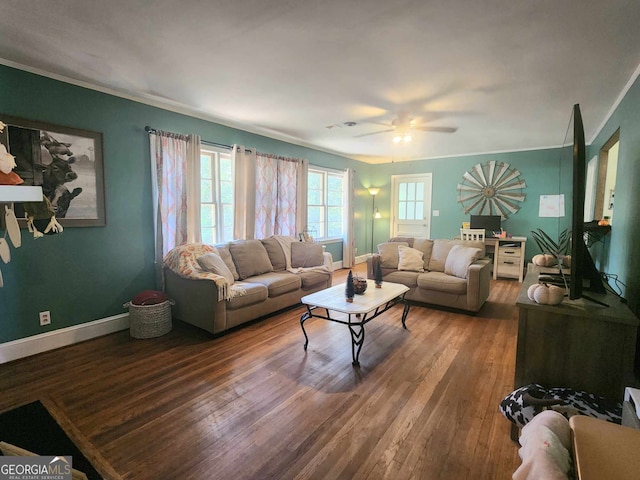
163, 236, 333, 334
366, 237, 492, 313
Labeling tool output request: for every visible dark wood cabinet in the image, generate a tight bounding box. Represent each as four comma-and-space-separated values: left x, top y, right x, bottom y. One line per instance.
515, 266, 639, 402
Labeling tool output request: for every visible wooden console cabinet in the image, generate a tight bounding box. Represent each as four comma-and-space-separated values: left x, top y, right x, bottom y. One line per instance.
515, 266, 639, 402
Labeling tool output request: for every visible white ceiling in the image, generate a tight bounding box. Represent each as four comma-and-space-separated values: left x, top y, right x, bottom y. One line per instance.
1, 1, 639, 164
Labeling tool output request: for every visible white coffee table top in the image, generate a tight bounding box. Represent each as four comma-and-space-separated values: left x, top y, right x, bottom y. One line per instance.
301, 279, 409, 315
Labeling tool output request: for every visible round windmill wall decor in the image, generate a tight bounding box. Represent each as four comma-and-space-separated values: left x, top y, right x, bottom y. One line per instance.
456, 161, 526, 218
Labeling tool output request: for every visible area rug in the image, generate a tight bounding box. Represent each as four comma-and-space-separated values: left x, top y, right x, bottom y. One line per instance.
0, 400, 101, 479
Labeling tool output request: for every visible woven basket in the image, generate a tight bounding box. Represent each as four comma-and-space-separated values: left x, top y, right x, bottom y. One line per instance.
125, 300, 173, 339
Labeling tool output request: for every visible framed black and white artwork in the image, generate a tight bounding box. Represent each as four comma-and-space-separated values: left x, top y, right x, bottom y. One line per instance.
0, 114, 105, 227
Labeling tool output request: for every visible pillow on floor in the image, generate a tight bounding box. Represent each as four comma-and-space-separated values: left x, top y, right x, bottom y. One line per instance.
197, 252, 235, 285
397, 245, 425, 272
444, 245, 483, 279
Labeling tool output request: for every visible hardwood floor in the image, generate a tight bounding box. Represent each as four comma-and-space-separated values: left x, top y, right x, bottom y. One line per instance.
0, 264, 522, 479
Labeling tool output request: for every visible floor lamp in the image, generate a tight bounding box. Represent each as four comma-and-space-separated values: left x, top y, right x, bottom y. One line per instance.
368, 187, 381, 253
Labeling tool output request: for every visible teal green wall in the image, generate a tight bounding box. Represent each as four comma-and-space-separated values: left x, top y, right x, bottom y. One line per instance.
366, 149, 569, 255
0, 65, 369, 343
588, 74, 640, 315
2, 63, 637, 344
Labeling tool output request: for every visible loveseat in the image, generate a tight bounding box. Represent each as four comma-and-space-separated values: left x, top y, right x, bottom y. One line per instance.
163, 236, 333, 334
366, 237, 491, 313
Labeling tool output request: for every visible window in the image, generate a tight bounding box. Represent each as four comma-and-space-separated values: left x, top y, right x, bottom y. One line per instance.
200, 147, 234, 244
307, 167, 345, 240
398, 181, 424, 220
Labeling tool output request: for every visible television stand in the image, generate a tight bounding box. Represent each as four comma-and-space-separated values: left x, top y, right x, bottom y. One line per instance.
582, 294, 609, 308
514, 266, 638, 421
537, 270, 610, 307
538, 272, 567, 287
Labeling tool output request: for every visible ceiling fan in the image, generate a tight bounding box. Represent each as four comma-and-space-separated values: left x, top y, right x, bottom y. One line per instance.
355, 111, 457, 143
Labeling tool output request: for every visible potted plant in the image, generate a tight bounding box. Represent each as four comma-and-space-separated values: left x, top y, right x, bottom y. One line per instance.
530, 228, 571, 268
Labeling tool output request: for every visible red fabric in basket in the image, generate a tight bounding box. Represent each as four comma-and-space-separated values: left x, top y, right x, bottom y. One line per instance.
131, 290, 169, 306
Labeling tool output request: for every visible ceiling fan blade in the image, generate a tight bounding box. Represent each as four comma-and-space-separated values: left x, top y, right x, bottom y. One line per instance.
353, 129, 394, 138
364, 120, 393, 128
414, 126, 458, 133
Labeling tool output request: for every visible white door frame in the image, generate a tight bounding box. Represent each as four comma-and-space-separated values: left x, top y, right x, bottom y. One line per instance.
390, 173, 433, 239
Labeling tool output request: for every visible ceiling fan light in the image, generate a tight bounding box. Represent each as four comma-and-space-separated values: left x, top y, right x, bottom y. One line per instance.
393, 135, 402, 143
404, 134, 412, 142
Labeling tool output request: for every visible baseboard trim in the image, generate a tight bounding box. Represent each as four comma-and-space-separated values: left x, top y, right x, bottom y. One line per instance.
0, 313, 130, 364
332, 254, 369, 270
355, 254, 369, 264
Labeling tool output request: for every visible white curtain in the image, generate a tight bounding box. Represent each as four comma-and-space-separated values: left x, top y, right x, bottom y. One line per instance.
150, 131, 201, 286
185, 137, 201, 244
296, 159, 309, 235
255, 153, 307, 238
342, 167, 356, 267
232, 145, 257, 240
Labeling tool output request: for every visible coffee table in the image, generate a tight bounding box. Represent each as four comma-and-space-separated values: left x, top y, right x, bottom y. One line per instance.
300, 279, 410, 366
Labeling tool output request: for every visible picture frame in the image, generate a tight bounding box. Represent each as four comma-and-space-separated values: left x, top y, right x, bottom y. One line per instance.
0, 114, 105, 227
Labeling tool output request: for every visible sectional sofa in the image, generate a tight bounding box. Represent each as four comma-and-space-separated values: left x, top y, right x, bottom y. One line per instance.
163, 236, 333, 334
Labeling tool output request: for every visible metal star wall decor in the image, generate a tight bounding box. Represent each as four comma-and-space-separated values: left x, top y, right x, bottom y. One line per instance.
456, 160, 526, 218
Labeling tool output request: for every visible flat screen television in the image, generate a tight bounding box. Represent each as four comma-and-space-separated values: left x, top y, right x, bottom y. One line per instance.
469, 214, 501, 234
567, 104, 606, 300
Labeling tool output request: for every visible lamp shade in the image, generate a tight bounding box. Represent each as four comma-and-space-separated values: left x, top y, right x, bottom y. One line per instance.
0, 186, 43, 202
368, 187, 380, 196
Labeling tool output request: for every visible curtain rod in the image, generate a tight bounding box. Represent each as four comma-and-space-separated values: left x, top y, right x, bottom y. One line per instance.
145, 125, 244, 152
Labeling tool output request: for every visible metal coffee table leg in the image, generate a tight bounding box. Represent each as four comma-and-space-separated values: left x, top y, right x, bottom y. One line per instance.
348, 318, 365, 366
401, 300, 411, 329
300, 312, 310, 350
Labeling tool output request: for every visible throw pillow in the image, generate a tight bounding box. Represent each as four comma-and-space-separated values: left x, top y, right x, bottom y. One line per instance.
453, 239, 486, 257
389, 236, 415, 248
291, 242, 324, 268
377, 242, 408, 268
215, 245, 240, 280
444, 245, 483, 279
429, 239, 455, 272
397, 245, 425, 272
229, 240, 274, 280
261, 237, 287, 271
197, 252, 235, 285
413, 238, 435, 270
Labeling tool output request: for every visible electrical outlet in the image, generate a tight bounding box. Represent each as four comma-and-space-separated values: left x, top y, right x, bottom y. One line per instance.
39, 311, 51, 326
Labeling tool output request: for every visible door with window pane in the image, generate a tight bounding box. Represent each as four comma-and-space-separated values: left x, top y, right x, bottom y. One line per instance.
391, 174, 432, 239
